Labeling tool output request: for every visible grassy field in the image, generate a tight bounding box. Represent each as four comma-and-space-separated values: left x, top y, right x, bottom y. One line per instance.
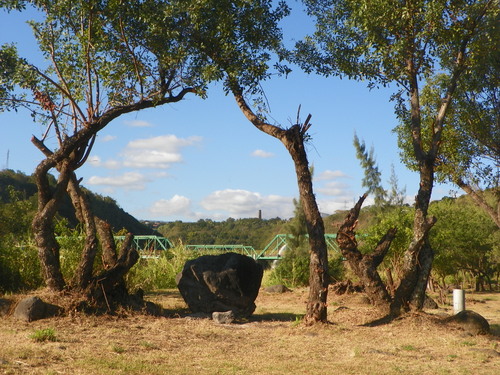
0, 287, 499, 375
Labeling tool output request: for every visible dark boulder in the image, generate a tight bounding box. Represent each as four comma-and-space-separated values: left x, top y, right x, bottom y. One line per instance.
176, 252, 263, 317
445, 310, 490, 335
13, 296, 62, 322
264, 284, 291, 294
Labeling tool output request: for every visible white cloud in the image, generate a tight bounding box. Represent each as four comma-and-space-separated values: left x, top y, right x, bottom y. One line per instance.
316, 199, 350, 215
251, 149, 274, 158
316, 170, 348, 181
316, 181, 351, 197
100, 135, 117, 142
123, 150, 182, 169
122, 134, 202, 169
201, 189, 294, 219
152, 171, 170, 178
124, 120, 153, 127
88, 156, 101, 167
87, 172, 147, 191
88, 155, 121, 169
149, 195, 193, 217
316, 196, 371, 216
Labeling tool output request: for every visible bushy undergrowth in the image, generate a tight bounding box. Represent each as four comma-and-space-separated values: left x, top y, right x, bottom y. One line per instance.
126, 247, 205, 292
268, 247, 345, 288
0, 235, 42, 293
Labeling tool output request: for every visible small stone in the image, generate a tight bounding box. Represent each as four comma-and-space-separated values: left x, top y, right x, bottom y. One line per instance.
212, 310, 235, 324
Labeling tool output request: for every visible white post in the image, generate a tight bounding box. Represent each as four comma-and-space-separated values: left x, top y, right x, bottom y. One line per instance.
453, 289, 465, 314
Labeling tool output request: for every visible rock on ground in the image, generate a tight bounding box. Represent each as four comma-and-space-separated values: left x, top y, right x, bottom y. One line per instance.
13, 296, 62, 322
264, 285, 291, 294
176, 252, 263, 318
445, 310, 490, 335
212, 310, 236, 324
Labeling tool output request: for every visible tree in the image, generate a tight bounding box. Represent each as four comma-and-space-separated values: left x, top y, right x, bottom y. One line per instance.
430, 197, 498, 291
1, 0, 286, 307
412, 29, 500, 227
229, 93, 329, 323
336, 136, 411, 308
353, 134, 386, 208
162, 0, 329, 323
296, 0, 497, 315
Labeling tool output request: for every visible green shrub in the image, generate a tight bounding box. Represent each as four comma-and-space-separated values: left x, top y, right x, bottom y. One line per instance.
0, 235, 42, 292
126, 246, 193, 291
30, 328, 57, 342
268, 246, 345, 288
268, 247, 310, 288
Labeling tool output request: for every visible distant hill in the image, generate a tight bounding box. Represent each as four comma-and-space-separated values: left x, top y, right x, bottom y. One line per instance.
0, 169, 156, 235
157, 217, 289, 249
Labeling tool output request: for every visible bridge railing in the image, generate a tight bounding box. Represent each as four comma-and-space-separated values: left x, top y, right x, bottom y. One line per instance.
255, 234, 340, 260
185, 244, 257, 258
114, 235, 173, 252
56, 233, 343, 261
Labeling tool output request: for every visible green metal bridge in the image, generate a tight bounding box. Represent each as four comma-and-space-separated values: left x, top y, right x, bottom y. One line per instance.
58, 234, 341, 260
125, 234, 340, 261
114, 235, 174, 251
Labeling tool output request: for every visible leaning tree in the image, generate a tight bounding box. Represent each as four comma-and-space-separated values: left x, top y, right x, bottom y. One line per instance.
295, 0, 497, 315
417, 18, 499, 228
0, 0, 257, 306
1, 0, 316, 313
168, 0, 330, 323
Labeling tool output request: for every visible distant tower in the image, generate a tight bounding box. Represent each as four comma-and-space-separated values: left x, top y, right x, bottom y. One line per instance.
5, 150, 9, 170
258, 209, 262, 220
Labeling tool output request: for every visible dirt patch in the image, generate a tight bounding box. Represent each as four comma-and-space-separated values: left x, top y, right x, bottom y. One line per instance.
0, 288, 498, 375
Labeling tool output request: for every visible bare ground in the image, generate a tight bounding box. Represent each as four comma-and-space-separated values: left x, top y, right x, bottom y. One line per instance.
0, 288, 499, 375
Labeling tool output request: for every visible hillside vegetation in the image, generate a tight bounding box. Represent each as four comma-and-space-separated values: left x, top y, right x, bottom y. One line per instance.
157, 218, 289, 249
0, 170, 155, 235
1, 170, 498, 294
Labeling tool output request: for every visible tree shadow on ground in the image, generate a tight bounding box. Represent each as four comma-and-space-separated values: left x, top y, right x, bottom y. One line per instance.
159, 309, 304, 322
145, 290, 304, 322
361, 314, 397, 327
488, 324, 500, 337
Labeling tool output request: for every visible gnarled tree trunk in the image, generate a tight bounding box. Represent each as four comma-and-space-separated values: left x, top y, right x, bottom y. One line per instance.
336, 193, 396, 312
283, 125, 330, 324
31, 132, 139, 309
231, 85, 329, 323
32, 158, 72, 291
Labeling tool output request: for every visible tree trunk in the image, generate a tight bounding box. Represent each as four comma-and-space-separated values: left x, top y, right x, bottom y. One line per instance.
392, 162, 437, 314
336, 194, 396, 310
86, 232, 139, 309
230, 85, 329, 323
66, 175, 99, 289
282, 125, 330, 324
96, 217, 119, 269
31, 158, 72, 291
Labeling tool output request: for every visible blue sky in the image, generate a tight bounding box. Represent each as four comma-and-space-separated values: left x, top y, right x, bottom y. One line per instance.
0, 4, 456, 222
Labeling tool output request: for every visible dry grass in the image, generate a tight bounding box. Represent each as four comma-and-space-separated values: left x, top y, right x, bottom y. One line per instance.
0, 288, 499, 375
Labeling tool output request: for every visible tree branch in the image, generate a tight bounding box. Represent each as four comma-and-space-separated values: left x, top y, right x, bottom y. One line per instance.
228, 80, 286, 139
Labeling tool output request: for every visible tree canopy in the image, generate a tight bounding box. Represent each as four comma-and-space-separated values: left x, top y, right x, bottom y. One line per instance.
296, 0, 498, 313
0, 0, 290, 296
